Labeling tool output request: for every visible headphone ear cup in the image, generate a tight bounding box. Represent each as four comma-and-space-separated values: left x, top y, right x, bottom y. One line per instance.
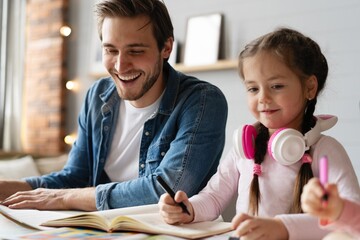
268, 128, 306, 165
233, 125, 257, 159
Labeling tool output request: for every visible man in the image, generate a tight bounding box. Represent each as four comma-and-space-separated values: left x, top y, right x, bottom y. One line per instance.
0, 0, 227, 211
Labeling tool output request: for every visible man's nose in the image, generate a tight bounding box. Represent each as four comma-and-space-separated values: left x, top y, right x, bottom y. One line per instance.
114, 53, 129, 72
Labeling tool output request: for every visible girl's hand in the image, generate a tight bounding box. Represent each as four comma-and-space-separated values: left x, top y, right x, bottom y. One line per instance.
158, 190, 194, 224
231, 213, 289, 240
301, 177, 344, 222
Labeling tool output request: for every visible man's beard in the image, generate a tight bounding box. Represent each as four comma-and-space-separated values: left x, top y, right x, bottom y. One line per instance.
118, 57, 162, 101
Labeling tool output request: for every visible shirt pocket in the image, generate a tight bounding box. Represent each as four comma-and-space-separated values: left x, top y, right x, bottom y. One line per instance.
145, 140, 171, 173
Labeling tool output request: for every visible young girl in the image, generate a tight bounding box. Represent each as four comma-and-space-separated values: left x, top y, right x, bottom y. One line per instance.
158, 28, 360, 239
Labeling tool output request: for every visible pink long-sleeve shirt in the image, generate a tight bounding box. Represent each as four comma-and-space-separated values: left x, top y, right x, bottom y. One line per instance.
190, 135, 360, 240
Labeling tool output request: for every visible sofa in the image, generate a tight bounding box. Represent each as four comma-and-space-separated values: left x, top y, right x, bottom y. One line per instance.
0, 151, 68, 180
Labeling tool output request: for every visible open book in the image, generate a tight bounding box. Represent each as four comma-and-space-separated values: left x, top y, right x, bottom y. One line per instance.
41, 204, 232, 239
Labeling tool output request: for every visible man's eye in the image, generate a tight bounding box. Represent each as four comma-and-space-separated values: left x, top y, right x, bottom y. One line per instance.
129, 50, 144, 55
104, 48, 118, 54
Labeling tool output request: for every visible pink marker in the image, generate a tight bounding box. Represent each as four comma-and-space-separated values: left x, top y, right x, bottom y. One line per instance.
320, 156, 328, 188
319, 155, 329, 225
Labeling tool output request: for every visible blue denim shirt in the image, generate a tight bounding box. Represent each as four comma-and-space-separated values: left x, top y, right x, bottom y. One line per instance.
25, 63, 228, 210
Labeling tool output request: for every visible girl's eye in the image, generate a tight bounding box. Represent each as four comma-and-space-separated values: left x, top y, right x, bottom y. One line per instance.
247, 87, 258, 93
272, 84, 284, 90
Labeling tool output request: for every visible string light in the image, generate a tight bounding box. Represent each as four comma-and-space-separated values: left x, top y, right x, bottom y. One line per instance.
64, 134, 77, 145
65, 80, 78, 91
60, 25, 72, 37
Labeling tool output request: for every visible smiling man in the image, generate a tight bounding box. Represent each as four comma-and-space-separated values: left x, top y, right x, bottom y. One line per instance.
0, 0, 228, 211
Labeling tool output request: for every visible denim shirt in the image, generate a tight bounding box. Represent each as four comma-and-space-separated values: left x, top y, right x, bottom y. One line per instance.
25, 63, 228, 210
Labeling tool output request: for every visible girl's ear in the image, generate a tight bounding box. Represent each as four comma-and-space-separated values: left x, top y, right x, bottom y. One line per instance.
306, 75, 318, 100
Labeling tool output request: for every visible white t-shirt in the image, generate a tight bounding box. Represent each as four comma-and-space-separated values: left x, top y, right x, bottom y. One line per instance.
105, 97, 162, 182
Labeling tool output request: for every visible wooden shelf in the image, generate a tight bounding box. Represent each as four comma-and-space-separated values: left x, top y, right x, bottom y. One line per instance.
90, 59, 238, 78
174, 59, 237, 73
90, 71, 109, 79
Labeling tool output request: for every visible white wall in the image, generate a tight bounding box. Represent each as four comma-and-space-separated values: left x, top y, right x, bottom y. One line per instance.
164, 0, 360, 177
66, 0, 360, 208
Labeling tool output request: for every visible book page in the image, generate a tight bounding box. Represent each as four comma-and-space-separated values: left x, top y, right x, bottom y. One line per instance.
96, 203, 159, 221
0, 213, 38, 238
45, 212, 111, 231
110, 212, 232, 239
41, 204, 160, 231
0, 205, 82, 231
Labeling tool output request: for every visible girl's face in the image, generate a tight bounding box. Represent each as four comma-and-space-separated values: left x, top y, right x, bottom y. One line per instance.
242, 51, 316, 135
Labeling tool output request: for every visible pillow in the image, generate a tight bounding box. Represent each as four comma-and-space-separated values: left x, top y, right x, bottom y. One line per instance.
0, 155, 41, 179
35, 154, 68, 175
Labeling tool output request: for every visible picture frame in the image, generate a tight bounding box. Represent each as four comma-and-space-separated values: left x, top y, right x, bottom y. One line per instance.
183, 13, 223, 66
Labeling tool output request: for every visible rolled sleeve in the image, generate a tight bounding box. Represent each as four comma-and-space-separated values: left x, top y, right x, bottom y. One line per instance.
95, 182, 118, 210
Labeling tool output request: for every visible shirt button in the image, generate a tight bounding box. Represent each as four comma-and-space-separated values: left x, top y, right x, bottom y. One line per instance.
140, 163, 145, 168
161, 152, 165, 156
104, 126, 109, 131
145, 131, 150, 136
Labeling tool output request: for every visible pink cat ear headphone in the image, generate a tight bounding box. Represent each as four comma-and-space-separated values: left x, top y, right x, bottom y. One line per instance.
233, 115, 338, 165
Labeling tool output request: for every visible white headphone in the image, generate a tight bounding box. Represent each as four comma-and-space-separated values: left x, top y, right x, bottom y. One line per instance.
233, 114, 338, 165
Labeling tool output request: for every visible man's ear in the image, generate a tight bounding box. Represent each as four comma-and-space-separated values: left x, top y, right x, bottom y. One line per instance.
306, 75, 318, 99
162, 37, 173, 59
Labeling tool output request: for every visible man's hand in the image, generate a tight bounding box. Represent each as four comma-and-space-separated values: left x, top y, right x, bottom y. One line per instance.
0, 180, 32, 201
2, 187, 97, 211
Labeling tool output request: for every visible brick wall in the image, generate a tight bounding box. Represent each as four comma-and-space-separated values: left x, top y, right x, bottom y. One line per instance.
23, 0, 68, 154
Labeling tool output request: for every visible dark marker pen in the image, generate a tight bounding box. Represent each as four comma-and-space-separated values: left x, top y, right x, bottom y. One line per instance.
156, 175, 191, 215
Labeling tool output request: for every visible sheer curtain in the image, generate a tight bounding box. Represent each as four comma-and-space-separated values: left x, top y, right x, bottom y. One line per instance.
0, 0, 26, 151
